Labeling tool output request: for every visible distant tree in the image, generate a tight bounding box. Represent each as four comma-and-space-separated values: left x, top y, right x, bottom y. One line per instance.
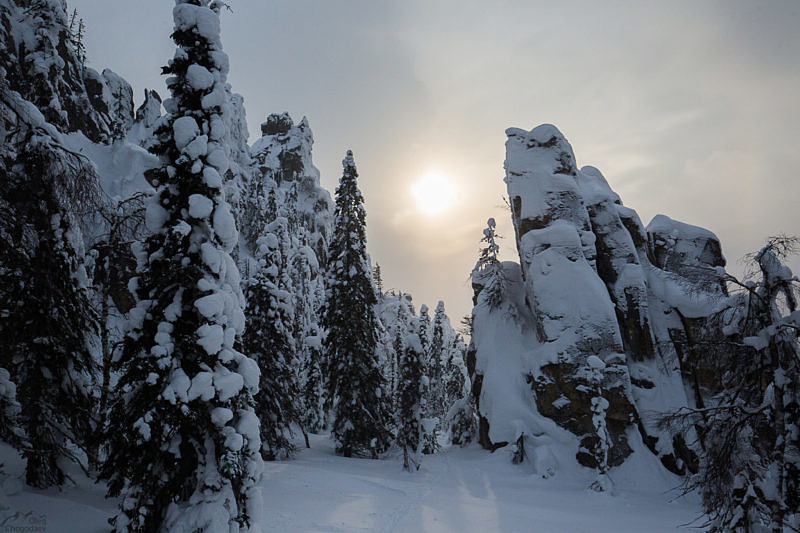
323, 150, 392, 458
373, 263, 384, 296
301, 339, 325, 433
443, 336, 468, 411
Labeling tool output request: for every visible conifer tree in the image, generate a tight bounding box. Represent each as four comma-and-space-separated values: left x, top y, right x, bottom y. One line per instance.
474, 218, 504, 309
243, 227, 298, 460
373, 263, 384, 296
301, 340, 325, 433
443, 336, 467, 409
100, 2, 263, 530
323, 150, 391, 458
397, 326, 425, 471
416, 305, 437, 454
0, 86, 98, 488
426, 301, 447, 420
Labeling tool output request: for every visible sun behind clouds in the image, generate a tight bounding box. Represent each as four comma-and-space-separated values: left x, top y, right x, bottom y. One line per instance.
412, 171, 457, 215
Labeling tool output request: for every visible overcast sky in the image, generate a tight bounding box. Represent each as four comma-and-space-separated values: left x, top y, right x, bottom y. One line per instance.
71, 0, 800, 324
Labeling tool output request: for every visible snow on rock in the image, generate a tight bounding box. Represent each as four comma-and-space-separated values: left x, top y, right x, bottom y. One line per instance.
500, 125, 637, 467
247, 113, 332, 268
470, 123, 735, 477
647, 214, 726, 295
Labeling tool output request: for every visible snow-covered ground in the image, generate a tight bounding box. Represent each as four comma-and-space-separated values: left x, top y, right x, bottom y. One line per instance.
0, 435, 702, 532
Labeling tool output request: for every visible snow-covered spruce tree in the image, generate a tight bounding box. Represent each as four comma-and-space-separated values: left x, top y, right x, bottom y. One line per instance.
397, 324, 425, 471
426, 301, 447, 421
415, 305, 438, 454
474, 218, 504, 309
100, 3, 263, 531
243, 225, 298, 460
0, 86, 98, 488
446, 323, 476, 447
289, 232, 325, 438
322, 150, 392, 458
294, 242, 326, 434
443, 336, 467, 411
301, 338, 325, 433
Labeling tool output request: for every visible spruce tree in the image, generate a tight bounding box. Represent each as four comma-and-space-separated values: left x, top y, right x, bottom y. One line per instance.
322, 150, 391, 458
416, 305, 437, 454
373, 263, 384, 296
426, 301, 447, 421
301, 340, 325, 433
397, 326, 425, 471
243, 227, 298, 460
100, 2, 263, 530
0, 87, 98, 488
474, 218, 504, 309
443, 336, 467, 410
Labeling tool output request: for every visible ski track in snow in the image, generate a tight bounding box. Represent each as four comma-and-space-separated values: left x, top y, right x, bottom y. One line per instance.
380, 450, 450, 533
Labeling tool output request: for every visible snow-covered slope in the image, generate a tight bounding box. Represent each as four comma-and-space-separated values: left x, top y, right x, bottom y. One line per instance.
0, 435, 700, 533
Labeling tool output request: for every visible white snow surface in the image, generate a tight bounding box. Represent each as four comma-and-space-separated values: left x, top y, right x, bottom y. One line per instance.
0, 435, 701, 532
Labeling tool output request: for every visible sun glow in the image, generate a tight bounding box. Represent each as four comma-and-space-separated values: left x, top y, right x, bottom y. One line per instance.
412, 172, 457, 215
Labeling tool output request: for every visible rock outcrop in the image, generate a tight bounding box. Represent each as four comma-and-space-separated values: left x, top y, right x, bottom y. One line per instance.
471, 124, 731, 476
248, 113, 332, 269
0, 0, 126, 143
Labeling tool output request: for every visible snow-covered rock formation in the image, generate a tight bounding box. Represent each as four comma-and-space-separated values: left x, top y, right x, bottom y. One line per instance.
0, 0, 134, 143
247, 113, 332, 269
471, 124, 730, 477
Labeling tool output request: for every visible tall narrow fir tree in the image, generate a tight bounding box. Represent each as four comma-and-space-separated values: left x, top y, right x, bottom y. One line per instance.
101, 2, 263, 531
323, 150, 391, 458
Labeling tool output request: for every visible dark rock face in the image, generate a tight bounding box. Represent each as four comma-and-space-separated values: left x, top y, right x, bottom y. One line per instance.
134, 89, 162, 130
533, 361, 635, 467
